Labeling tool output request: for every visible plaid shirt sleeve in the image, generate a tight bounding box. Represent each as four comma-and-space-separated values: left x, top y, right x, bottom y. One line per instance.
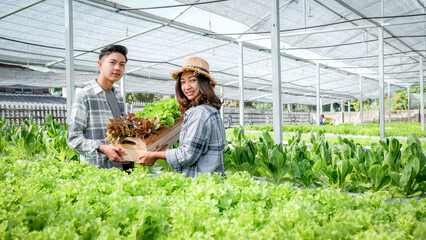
67, 91, 103, 154
166, 105, 225, 177
166, 111, 209, 169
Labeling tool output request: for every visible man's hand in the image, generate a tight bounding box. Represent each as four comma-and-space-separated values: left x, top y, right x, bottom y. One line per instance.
98, 145, 127, 163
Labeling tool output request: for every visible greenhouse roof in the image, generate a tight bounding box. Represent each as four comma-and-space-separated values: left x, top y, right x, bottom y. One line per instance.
0, 0, 425, 105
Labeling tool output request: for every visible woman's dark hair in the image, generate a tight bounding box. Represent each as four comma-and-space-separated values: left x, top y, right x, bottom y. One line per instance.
99, 45, 128, 62
175, 72, 222, 113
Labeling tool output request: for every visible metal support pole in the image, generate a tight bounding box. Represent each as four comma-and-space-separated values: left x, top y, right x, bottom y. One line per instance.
341, 100, 344, 112
359, 76, 363, 126
303, 0, 307, 31
388, 82, 391, 125
378, 0, 385, 138
348, 100, 351, 123
121, 74, 126, 113
421, 56, 424, 131
65, 0, 74, 125
239, 41, 245, 127
407, 86, 411, 122
220, 85, 224, 122
316, 63, 320, 126
271, 0, 283, 144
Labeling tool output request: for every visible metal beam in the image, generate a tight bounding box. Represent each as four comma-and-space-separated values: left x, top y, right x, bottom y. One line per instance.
220, 85, 224, 121
360, 76, 364, 126
421, 56, 424, 131
334, 0, 425, 60
408, 86, 411, 122
65, 0, 74, 124
127, 42, 232, 74
316, 63, 320, 126
239, 41, 245, 127
0, 0, 45, 20
378, 0, 385, 139
348, 100, 351, 123
46, 24, 166, 67
271, 0, 283, 144
388, 82, 391, 125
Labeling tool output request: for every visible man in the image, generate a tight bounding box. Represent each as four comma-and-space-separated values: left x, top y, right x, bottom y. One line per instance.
68, 45, 133, 171
320, 114, 326, 125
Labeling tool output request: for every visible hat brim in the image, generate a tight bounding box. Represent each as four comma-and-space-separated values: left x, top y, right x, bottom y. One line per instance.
170, 67, 217, 87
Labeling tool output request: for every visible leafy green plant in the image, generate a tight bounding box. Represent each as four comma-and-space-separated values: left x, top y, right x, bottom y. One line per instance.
135, 98, 181, 130
5, 120, 44, 159
313, 143, 356, 192
256, 132, 290, 186
225, 126, 261, 176
389, 134, 426, 197
43, 130, 79, 162
0, 117, 11, 155
379, 138, 402, 172
364, 164, 392, 192
292, 159, 315, 188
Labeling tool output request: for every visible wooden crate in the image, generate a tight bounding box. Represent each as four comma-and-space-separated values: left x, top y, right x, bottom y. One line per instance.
116, 118, 183, 162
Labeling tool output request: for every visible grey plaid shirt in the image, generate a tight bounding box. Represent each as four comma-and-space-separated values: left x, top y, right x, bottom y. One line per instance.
166, 105, 226, 178
68, 79, 127, 170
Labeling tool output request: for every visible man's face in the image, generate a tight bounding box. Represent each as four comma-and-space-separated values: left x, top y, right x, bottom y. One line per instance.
98, 52, 126, 83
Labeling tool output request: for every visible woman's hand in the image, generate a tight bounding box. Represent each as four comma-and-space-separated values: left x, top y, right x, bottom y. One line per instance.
136, 152, 157, 166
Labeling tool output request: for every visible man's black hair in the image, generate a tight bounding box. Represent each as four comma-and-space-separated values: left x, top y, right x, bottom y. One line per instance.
99, 45, 128, 62
320, 114, 324, 118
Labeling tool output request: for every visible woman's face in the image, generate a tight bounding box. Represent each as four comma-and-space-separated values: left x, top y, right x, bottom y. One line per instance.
180, 71, 200, 101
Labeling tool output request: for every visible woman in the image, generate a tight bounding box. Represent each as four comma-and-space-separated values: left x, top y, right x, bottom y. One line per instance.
136, 56, 226, 178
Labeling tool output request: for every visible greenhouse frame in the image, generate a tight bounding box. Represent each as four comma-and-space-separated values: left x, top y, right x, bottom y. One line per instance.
1, 0, 425, 141
1, 1, 426, 239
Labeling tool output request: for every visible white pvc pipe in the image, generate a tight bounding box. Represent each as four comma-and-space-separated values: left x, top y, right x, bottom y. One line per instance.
271, 0, 283, 144
316, 63, 320, 126
239, 41, 244, 127
359, 76, 363, 126
121, 75, 126, 113
407, 86, 411, 122
388, 82, 391, 125
65, 0, 74, 125
348, 100, 351, 123
220, 85, 224, 122
421, 56, 424, 131
378, 0, 385, 139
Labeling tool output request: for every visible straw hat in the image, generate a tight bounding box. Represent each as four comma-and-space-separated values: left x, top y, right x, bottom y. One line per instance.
170, 56, 217, 87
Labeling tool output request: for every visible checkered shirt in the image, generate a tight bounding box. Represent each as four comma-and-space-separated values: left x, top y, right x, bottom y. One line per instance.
165, 105, 226, 178
68, 79, 127, 170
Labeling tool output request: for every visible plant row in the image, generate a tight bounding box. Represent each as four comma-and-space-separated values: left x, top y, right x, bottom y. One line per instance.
225, 129, 426, 149
0, 157, 425, 239
245, 122, 426, 137
223, 127, 426, 198
1, 116, 425, 198
0, 116, 78, 162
